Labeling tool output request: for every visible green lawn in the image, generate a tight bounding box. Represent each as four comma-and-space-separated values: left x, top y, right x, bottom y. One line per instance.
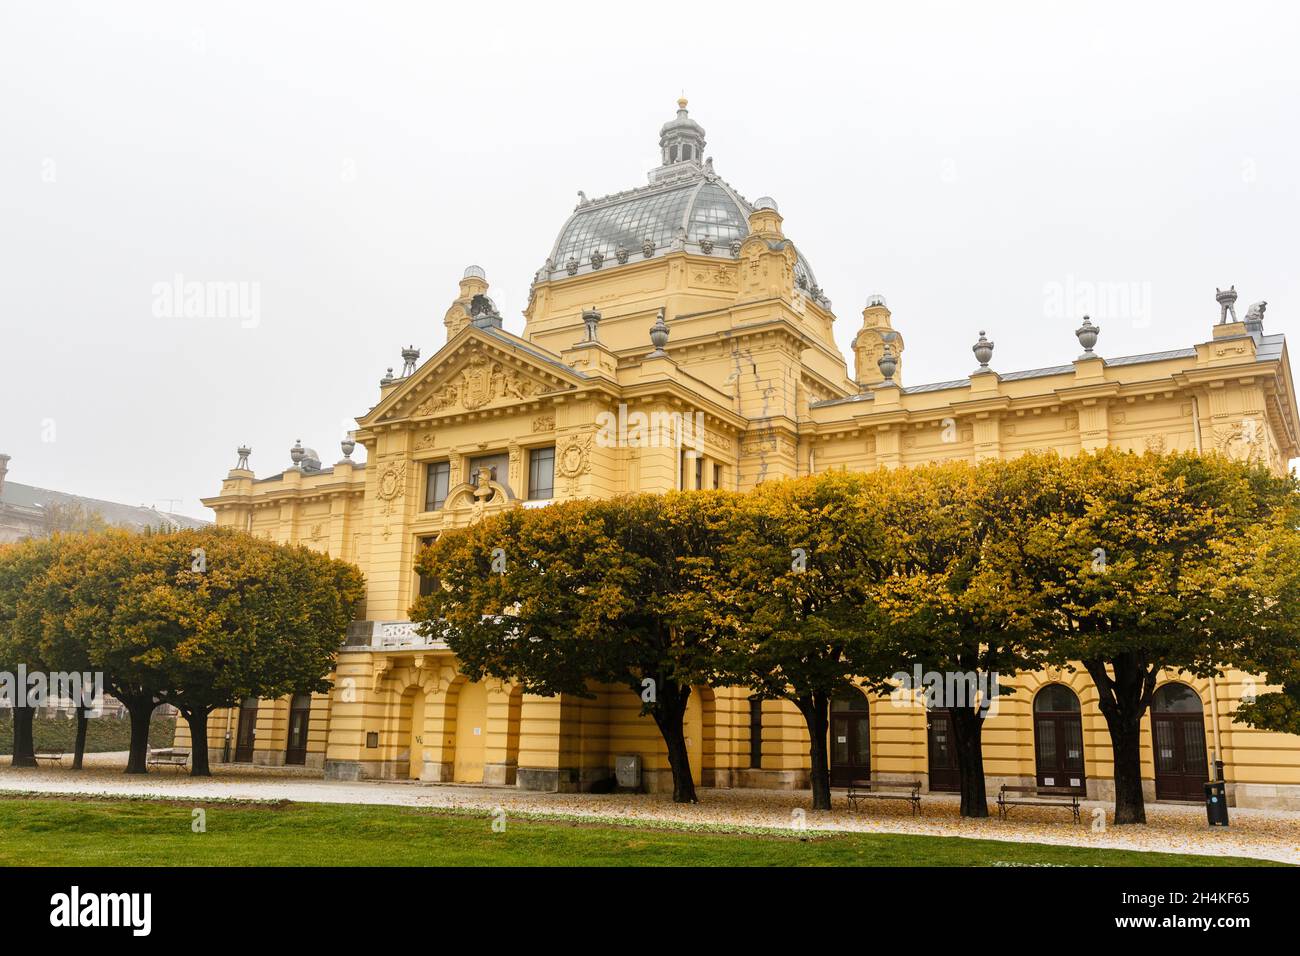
0, 797, 1280, 866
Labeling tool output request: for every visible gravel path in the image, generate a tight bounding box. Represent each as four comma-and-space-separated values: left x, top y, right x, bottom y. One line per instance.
4, 753, 1297, 864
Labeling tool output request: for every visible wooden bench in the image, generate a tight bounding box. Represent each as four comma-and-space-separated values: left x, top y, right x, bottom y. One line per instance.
846, 778, 922, 815
33, 750, 65, 766
146, 748, 190, 770
997, 784, 1081, 823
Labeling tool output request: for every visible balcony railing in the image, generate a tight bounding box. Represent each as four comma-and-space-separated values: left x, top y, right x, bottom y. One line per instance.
344, 620, 448, 651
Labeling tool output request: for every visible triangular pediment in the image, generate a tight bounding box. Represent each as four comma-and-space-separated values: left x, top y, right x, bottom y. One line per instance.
359, 327, 585, 427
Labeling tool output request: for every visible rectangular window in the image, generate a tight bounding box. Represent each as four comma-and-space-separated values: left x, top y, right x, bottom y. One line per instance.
712, 463, 722, 490
417, 536, 438, 597
424, 461, 450, 511
528, 446, 555, 500
749, 697, 763, 769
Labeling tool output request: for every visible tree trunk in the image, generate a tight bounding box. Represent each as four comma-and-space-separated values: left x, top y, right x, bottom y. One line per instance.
797, 694, 833, 811
10, 705, 37, 768
71, 705, 89, 770
949, 704, 989, 818
1107, 713, 1147, 825
1085, 655, 1154, 825
184, 708, 212, 776
649, 682, 696, 803
124, 699, 155, 775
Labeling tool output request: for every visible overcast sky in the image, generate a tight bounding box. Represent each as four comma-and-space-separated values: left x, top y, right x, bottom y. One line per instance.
2, 1, 1297, 518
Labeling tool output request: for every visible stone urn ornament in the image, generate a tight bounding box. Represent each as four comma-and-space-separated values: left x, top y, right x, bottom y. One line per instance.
972, 331, 995, 371
1075, 315, 1100, 357
877, 343, 898, 383
648, 308, 670, 356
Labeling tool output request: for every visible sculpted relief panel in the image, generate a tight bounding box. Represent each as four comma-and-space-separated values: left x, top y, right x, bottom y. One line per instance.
414, 353, 546, 417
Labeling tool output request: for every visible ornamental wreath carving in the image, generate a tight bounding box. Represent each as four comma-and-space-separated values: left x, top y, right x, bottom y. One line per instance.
557, 435, 592, 479
376, 460, 406, 514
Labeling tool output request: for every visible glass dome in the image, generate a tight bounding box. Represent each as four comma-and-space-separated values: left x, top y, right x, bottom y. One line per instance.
546, 176, 821, 294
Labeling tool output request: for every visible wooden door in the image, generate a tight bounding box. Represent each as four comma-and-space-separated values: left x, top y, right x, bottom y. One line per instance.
233, 698, 257, 762
1033, 684, 1086, 792
284, 694, 311, 766
1151, 684, 1209, 801
927, 709, 960, 792
829, 694, 871, 787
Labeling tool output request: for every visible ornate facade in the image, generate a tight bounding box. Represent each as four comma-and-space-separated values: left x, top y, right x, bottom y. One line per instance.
184, 101, 1300, 808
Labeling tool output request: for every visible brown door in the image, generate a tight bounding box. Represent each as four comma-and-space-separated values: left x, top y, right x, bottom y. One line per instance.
233, 698, 258, 762
829, 694, 871, 787
284, 694, 311, 766
1033, 684, 1086, 792
1151, 683, 1209, 801
927, 709, 960, 792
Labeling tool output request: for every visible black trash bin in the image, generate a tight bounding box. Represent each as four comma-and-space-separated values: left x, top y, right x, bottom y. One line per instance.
1204, 781, 1229, 827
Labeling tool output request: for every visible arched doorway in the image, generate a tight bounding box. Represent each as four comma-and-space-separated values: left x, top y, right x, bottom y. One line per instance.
453, 680, 489, 783
1150, 682, 1209, 801
1033, 684, 1085, 791
829, 692, 871, 787
926, 708, 960, 792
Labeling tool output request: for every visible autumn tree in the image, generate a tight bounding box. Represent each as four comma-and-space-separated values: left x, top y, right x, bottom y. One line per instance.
1007, 450, 1299, 824
412, 493, 735, 803
1212, 488, 1300, 738
707, 471, 896, 811
870, 458, 1045, 818
0, 537, 63, 767
36, 527, 364, 774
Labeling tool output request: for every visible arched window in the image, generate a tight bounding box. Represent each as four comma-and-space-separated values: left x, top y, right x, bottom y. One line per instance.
1033, 684, 1085, 791
1151, 682, 1209, 800
1153, 683, 1203, 713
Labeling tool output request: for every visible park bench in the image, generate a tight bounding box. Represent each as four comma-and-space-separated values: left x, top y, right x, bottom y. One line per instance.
846, 778, 923, 815
33, 750, 65, 765
146, 747, 190, 770
997, 784, 1081, 823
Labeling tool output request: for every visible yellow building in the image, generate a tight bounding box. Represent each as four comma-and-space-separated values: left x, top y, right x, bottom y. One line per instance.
186, 99, 1300, 809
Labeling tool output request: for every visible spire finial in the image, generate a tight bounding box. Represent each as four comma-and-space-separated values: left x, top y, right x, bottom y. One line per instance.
677, 94, 688, 110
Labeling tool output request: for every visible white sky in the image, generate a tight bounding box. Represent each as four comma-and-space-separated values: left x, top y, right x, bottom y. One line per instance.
2, 1, 1297, 519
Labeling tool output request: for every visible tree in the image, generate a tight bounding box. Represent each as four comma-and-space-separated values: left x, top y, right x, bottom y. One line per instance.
870, 458, 1044, 818
143, 528, 364, 775
36, 527, 364, 774
0, 537, 63, 767
1213, 488, 1300, 738
40, 500, 108, 538
412, 493, 734, 803
708, 471, 896, 811
1007, 450, 1299, 824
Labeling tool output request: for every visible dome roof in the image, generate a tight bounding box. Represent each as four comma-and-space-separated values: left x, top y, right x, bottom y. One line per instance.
539, 101, 827, 306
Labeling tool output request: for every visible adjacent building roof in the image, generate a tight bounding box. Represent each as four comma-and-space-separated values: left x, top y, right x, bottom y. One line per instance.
0, 479, 208, 536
